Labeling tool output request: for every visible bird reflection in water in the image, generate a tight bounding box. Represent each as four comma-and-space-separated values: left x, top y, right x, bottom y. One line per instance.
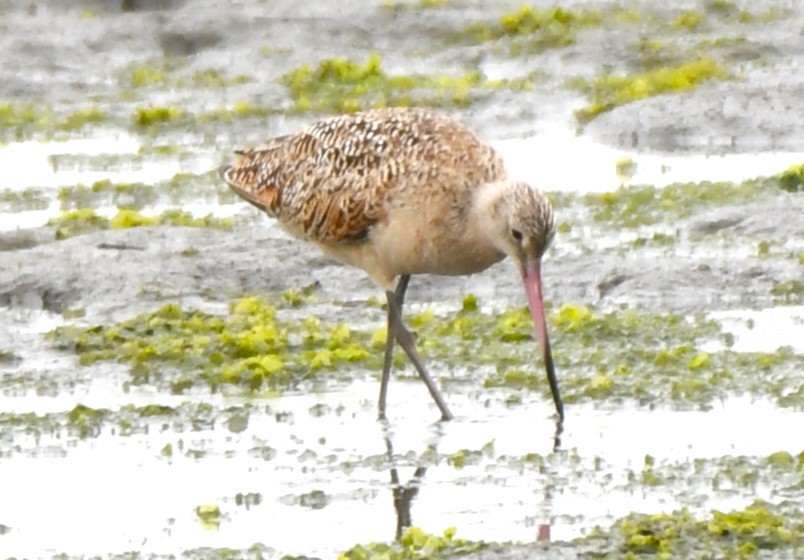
381, 417, 562, 545
382, 423, 434, 541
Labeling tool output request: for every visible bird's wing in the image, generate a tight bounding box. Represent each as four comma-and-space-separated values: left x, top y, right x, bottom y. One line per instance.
222, 108, 505, 244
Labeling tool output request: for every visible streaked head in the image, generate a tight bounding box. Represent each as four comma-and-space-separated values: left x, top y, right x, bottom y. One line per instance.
480, 180, 563, 420
490, 181, 555, 266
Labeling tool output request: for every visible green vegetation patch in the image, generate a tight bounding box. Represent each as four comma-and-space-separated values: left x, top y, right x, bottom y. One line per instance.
47, 207, 232, 239
339, 526, 486, 559
12, 545, 275, 560
129, 63, 171, 88
57, 171, 228, 212
615, 451, 804, 497
771, 281, 804, 305
578, 500, 803, 558
577, 173, 788, 229
571, 58, 730, 123
777, 163, 804, 193
0, 401, 239, 444
0, 350, 18, 365
133, 106, 185, 127
459, 5, 602, 54
0, 187, 51, 212
46, 293, 803, 408
0, 103, 107, 140
47, 297, 374, 394
124, 59, 251, 90
197, 101, 274, 123
476, 302, 803, 408
280, 53, 535, 113
195, 504, 222, 529
58, 180, 158, 211
672, 10, 705, 32
191, 69, 252, 89
383, 0, 451, 9
130, 102, 274, 128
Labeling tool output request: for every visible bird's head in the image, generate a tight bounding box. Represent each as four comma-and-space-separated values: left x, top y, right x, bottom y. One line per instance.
488, 181, 555, 269
476, 180, 563, 420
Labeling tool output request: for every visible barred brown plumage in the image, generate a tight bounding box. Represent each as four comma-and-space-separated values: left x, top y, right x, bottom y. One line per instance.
221, 107, 563, 423
222, 108, 505, 245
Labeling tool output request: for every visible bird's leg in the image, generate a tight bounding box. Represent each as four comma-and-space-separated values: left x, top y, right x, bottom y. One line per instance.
378, 275, 410, 420
384, 283, 454, 421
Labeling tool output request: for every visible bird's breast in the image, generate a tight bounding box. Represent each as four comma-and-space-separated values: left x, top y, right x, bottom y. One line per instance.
373, 205, 505, 276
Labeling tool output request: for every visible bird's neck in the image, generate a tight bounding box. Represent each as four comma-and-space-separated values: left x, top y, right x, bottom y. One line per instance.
469, 181, 507, 252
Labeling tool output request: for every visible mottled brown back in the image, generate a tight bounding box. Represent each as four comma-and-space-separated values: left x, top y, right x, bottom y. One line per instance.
221, 107, 507, 244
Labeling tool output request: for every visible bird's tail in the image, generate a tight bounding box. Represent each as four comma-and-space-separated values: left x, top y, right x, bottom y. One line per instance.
218, 165, 233, 184
219, 159, 278, 215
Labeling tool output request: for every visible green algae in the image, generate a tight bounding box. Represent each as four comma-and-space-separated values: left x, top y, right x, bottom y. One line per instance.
777, 163, 804, 193
58, 106, 107, 131
125, 60, 250, 90
0, 186, 50, 212
47, 207, 232, 239
280, 283, 319, 308
0, 545, 330, 560
199, 101, 274, 122
128, 63, 171, 88
0, 401, 246, 446
579, 174, 784, 229
48, 208, 109, 239
0, 103, 107, 139
672, 10, 705, 32
1, 102, 55, 130
234, 492, 262, 508
45, 295, 804, 409
339, 526, 485, 560
766, 450, 795, 469
196, 504, 222, 526
67, 404, 107, 438
707, 0, 739, 17
625, 450, 804, 501
133, 106, 185, 127
383, 0, 450, 9
467, 301, 802, 408
620, 8, 761, 71
57, 171, 229, 212
572, 58, 730, 123
296, 489, 329, 510
455, 2, 777, 66
770, 280, 804, 305
630, 232, 677, 249
46, 298, 375, 394
459, 5, 601, 54
0, 350, 17, 364
280, 53, 535, 114
191, 69, 252, 89
577, 500, 803, 559
58, 179, 158, 211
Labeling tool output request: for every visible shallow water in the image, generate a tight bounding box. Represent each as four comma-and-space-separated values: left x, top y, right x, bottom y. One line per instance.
1, 378, 800, 559
3, 130, 804, 231
1, 0, 803, 558
496, 126, 804, 193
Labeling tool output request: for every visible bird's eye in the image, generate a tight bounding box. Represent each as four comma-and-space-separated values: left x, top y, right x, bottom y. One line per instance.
511, 229, 523, 241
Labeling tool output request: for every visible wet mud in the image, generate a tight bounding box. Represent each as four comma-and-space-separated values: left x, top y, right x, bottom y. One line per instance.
0, 0, 802, 559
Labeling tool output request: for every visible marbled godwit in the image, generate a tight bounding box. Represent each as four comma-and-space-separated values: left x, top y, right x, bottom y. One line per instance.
221, 107, 563, 422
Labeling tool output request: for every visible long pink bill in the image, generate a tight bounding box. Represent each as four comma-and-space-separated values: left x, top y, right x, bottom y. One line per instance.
521, 261, 564, 421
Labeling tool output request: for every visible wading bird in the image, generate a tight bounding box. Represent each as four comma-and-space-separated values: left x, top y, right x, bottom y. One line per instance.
221, 107, 563, 422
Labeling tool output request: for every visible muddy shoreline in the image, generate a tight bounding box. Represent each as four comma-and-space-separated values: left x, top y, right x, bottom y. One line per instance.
1, 1, 802, 559
2, 186, 802, 319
